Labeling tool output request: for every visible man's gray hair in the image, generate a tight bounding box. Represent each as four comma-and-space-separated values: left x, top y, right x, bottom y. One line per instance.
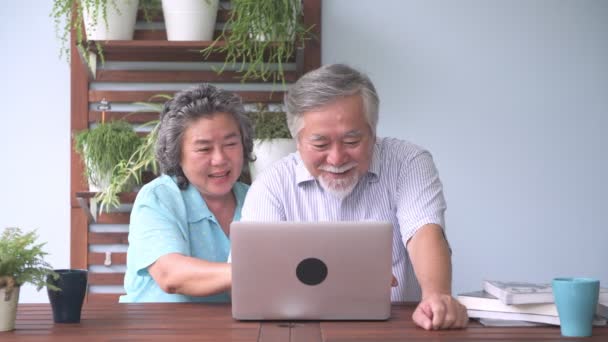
156, 84, 254, 189
285, 64, 379, 138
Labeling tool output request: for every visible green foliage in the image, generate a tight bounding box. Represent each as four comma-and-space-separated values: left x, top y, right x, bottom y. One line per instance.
74, 120, 144, 191
51, 0, 155, 65
0, 228, 59, 294
202, 0, 314, 85
248, 105, 292, 140
139, 0, 162, 22
95, 98, 169, 212
51, 0, 109, 64
97, 119, 160, 212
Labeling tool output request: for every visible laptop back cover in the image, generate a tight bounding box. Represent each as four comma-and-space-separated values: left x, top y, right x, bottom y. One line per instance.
231, 221, 393, 320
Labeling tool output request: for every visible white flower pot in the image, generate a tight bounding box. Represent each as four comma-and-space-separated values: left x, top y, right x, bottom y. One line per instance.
80, 144, 112, 192
0, 286, 20, 332
83, 0, 139, 40
250, 139, 296, 180
87, 171, 111, 193
162, 0, 219, 41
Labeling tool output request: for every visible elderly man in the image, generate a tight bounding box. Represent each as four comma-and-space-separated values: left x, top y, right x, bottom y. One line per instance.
240, 64, 468, 330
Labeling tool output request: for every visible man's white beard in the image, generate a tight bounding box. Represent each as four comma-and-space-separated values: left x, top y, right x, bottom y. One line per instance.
317, 162, 360, 199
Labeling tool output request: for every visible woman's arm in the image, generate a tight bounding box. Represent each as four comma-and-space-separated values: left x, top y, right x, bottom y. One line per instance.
148, 253, 231, 297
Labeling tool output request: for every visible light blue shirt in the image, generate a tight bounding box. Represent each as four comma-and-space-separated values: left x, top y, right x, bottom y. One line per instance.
240, 137, 447, 302
120, 175, 248, 303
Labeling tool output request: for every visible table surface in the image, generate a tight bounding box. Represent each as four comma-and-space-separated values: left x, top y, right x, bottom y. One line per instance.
3, 303, 607, 341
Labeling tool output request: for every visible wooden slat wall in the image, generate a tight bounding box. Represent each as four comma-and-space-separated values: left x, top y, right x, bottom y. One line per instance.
89, 252, 127, 265
71, 0, 322, 303
88, 90, 286, 103
95, 70, 299, 83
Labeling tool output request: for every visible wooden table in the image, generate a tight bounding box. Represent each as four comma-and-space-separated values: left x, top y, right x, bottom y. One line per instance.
3, 303, 607, 341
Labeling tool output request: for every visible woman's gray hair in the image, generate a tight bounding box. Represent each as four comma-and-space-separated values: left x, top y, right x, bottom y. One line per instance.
156, 83, 254, 189
285, 64, 379, 138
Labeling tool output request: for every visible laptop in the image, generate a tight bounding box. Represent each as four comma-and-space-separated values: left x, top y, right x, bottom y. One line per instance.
230, 221, 393, 320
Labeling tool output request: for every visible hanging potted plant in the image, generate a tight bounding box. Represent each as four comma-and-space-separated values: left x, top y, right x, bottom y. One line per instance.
94, 98, 169, 212
51, 0, 141, 64
202, 0, 314, 85
0, 228, 59, 332
96, 118, 160, 212
74, 116, 144, 193
247, 104, 296, 180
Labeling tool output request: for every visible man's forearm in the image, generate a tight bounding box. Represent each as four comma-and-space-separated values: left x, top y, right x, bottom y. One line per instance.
406, 224, 452, 298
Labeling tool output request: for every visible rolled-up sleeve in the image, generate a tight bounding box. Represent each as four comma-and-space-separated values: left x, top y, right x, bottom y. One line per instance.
395, 150, 447, 246
128, 185, 188, 275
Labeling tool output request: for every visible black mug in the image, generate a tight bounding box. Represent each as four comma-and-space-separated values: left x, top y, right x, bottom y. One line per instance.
46, 269, 88, 323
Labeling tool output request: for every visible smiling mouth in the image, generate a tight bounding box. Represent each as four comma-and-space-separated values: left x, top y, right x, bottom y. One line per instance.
324, 169, 353, 177
209, 171, 230, 178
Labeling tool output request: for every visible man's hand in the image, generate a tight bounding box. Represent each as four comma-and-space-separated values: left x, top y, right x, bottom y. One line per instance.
412, 293, 468, 330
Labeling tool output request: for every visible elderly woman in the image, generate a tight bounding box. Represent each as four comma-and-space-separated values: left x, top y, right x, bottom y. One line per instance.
120, 84, 254, 302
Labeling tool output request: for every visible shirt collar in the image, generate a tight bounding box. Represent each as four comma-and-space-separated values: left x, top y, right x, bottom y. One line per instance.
295, 151, 316, 185
294, 141, 382, 185
183, 181, 247, 223
231, 182, 246, 221
184, 182, 213, 223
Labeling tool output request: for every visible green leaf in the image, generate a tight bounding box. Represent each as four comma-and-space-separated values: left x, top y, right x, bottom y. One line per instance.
201, 0, 314, 86
0, 228, 59, 291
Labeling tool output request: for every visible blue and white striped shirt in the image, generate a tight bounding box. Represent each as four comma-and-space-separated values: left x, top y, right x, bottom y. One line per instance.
240, 137, 447, 302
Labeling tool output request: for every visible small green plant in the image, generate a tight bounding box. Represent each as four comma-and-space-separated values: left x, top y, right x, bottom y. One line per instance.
202, 0, 314, 85
74, 119, 144, 191
97, 119, 160, 212
248, 104, 292, 140
51, 0, 155, 65
51, 0, 108, 64
95, 97, 170, 212
0, 228, 59, 299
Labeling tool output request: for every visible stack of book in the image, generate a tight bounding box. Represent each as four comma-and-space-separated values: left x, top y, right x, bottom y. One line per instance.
457, 280, 608, 327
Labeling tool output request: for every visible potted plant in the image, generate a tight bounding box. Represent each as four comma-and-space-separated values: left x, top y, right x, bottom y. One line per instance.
202, 0, 313, 85
162, 0, 219, 41
94, 98, 168, 212
51, 0, 141, 65
74, 119, 144, 194
247, 104, 296, 180
96, 118, 160, 212
0, 228, 59, 332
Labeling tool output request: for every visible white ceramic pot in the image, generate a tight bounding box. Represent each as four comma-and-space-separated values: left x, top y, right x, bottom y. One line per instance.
162, 0, 219, 41
87, 172, 111, 193
80, 144, 111, 192
0, 286, 20, 332
250, 139, 297, 180
83, 0, 139, 40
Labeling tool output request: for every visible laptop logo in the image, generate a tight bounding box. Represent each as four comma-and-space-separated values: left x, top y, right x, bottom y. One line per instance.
296, 258, 328, 286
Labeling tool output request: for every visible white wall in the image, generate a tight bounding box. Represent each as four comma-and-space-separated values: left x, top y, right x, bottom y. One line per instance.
0, 2, 71, 302
3, 1, 606, 302
323, 0, 608, 293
